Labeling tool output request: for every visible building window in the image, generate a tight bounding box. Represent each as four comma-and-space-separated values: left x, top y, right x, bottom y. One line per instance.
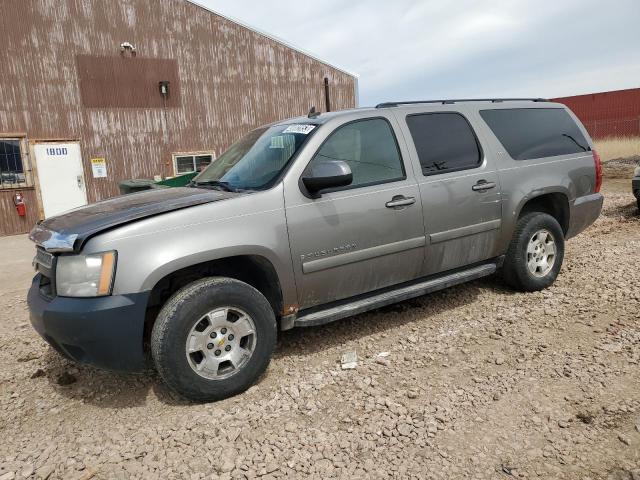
0, 138, 32, 188
173, 153, 214, 175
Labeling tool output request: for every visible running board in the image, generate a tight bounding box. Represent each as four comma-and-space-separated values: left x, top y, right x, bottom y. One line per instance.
292, 263, 497, 328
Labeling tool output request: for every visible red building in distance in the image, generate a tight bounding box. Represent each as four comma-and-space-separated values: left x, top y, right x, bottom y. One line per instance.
552, 87, 640, 139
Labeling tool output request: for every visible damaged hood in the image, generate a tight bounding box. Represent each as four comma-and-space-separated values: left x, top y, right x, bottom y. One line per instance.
30, 187, 236, 252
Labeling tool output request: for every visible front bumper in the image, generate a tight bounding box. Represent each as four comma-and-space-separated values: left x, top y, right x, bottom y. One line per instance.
27, 274, 150, 371
566, 192, 604, 239
633, 177, 640, 198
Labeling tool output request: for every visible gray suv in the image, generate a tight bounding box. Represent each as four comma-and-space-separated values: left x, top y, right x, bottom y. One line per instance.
28, 99, 603, 401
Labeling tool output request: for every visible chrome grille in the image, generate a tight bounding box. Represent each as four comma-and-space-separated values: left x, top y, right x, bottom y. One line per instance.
34, 248, 54, 269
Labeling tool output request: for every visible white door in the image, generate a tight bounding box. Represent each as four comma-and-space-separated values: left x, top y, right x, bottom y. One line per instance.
34, 142, 88, 218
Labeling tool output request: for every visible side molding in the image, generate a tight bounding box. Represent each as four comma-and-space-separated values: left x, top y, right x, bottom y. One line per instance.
429, 219, 501, 244
302, 236, 426, 274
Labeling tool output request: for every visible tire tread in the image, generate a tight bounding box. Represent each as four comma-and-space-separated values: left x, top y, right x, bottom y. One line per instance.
151, 277, 276, 402
502, 212, 564, 292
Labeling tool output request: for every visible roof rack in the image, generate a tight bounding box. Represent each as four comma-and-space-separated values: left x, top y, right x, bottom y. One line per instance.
375, 98, 548, 108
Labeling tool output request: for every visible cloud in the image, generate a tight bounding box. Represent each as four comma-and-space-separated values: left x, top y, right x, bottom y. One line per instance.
200, 0, 640, 106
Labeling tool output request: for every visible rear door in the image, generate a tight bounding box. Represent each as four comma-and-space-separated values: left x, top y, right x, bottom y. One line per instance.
396, 108, 503, 275
284, 115, 426, 309
33, 142, 88, 218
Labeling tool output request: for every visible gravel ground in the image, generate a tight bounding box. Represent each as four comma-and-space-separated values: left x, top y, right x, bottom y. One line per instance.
1, 179, 639, 480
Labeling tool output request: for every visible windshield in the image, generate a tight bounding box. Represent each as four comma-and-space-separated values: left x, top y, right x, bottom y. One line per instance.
193, 123, 317, 191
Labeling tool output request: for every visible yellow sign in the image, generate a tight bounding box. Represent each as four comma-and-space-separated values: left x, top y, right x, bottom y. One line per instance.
91, 157, 107, 178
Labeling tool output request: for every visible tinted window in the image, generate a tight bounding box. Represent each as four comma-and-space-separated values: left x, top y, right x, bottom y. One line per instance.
480, 108, 589, 160
406, 113, 481, 175
310, 118, 404, 188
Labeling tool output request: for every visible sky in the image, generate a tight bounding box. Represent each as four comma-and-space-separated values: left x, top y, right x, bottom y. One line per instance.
200, 0, 640, 107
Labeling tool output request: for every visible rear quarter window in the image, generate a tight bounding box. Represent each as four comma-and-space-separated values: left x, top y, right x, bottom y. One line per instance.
480, 108, 589, 160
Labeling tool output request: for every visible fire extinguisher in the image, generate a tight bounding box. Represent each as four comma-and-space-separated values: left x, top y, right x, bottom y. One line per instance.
14, 192, 26, 217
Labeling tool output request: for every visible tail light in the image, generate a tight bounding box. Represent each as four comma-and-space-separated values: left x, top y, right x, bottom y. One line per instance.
592, 149, 602, 193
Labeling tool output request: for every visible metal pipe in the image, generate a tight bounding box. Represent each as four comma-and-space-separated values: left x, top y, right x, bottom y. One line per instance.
324, 77, 331, 112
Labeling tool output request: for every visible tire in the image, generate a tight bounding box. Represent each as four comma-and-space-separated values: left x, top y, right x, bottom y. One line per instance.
151, 277, 277, 402
502, 212, 565, 292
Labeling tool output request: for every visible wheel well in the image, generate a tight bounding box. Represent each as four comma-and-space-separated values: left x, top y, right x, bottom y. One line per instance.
518, 193, 570, 235
143, 255, 283, 347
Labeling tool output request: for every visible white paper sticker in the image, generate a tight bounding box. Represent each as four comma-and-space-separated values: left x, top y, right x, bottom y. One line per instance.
270, 136, 285, 148
91, 157, 108, 178
283, 124, 316, 135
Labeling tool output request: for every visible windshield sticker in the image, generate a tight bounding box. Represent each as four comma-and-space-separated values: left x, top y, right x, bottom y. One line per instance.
270, 136, 285, 149
283, 124, 316, 135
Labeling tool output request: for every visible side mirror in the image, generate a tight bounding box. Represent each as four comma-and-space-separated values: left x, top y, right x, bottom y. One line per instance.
302, 160, 353, 197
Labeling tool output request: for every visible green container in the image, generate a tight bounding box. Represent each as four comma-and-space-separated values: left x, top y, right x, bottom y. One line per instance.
118, 172, 199, 194
156, 172, 199, 187
118, 179, 157, 195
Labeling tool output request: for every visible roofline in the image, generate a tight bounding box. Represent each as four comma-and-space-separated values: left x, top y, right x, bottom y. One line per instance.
185, 0, 359, 79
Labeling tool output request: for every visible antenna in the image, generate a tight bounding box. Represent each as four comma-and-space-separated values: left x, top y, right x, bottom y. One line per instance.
308, 106, 320, 119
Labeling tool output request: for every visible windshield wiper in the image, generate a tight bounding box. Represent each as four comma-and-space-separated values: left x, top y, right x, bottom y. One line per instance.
562, 134, 589, 152
191, 180, 235, 192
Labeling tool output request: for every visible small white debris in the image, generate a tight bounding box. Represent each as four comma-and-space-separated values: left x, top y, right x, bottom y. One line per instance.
341, 351, 358, 369
377, 351, 391, 358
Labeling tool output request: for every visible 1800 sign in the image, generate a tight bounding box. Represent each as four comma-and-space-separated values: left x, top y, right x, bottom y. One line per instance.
46, 147, 68, 156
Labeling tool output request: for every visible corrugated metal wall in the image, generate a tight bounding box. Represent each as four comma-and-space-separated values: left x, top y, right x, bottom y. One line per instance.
0, 0, 357, 235
552, 88, 640, 138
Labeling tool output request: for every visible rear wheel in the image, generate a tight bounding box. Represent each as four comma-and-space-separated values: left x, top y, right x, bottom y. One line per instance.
151, 277, 276, 402
503, 212, 565, 292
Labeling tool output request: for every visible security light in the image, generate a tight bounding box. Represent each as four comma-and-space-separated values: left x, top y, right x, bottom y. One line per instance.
120, 42, 136, 52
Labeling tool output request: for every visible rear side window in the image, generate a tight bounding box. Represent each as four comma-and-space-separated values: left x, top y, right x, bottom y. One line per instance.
480, 108, 589, 160
406, 113, 481, 176
311, 118, 405, 188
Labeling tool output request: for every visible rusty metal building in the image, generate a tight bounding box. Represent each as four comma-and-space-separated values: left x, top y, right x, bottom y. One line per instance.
552, 87, 640, 139
0, 0, 358, 236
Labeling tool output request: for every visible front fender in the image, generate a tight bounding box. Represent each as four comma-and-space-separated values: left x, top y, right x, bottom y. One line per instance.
140, 244, 287, 293
82, 186, 298, 310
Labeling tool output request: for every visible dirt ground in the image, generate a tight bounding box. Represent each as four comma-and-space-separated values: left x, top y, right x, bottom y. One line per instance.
0, 178, 638, 480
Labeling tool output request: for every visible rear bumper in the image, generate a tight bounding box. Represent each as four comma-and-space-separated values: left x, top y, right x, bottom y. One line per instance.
566, 192, 604, 239
633, 177, 640, 198
27, 275, 149, 371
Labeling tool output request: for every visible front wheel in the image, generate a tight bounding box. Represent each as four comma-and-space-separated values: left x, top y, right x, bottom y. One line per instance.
151, 277, 277, 402
502, 212, 565, 292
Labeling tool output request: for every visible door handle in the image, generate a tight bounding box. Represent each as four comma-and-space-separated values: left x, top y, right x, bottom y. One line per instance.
472, 180, 496, 192
385, 195, 416, 208
77, 175, 84, 190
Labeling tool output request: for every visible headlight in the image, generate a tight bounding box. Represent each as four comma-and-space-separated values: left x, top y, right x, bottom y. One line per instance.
56, 251, 117, 297
634, 166, 640, 177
